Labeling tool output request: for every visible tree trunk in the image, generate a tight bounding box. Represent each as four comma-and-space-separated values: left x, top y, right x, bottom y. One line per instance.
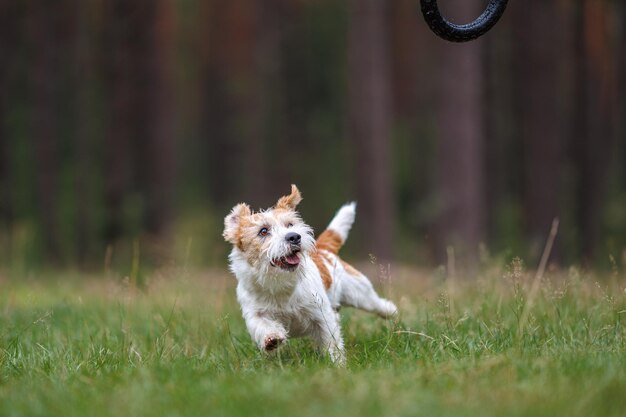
574, 0, 618, 262
347, 0, 394, 263
484, 12, 519, 246
389, 0, 419, 122
434, 0, 486, 269
73, 0, 99, 264
514, 0, 564, 260
0, 2, 18, 237
619, 1, 626, 177
258, 0, 298, 201
102, 0, 137, 242
203, 0, 269, 208
138, 0, 177, 238
30, 0, 64, 262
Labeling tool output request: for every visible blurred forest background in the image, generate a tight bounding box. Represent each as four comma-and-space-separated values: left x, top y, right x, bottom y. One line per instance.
0, 0, 625, 273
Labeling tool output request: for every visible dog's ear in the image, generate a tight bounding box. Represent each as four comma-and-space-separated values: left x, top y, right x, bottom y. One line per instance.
223, 203, 252, 244
276, 184, 302, 210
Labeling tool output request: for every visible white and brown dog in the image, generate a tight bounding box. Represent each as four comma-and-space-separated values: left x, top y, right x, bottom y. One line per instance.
223, 185, 397, 364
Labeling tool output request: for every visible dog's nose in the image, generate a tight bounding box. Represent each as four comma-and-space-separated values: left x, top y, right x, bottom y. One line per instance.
285, 232, 301, 245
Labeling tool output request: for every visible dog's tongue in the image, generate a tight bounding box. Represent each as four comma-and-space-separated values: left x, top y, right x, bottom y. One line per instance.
285, 254, 300, 265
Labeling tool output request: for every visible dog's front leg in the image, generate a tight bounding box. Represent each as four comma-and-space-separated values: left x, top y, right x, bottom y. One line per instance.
242, 310, 287, 352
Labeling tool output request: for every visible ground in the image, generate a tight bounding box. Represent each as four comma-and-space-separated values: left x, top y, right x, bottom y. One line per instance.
1, 261, 625, 417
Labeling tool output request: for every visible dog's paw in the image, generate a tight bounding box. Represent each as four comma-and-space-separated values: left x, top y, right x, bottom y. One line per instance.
263, 333, 285, 351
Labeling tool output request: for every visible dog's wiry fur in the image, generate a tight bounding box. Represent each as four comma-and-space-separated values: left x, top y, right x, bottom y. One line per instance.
223, 185, 397, 364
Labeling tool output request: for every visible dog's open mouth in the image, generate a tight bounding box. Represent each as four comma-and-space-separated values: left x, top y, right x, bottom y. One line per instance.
271, 249, 301, 271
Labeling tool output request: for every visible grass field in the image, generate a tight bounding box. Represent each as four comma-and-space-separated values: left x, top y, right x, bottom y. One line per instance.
1, 260, 625, 417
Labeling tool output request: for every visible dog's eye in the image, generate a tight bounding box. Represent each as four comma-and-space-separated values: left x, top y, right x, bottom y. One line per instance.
287, 223, 293, 228
258, 227, 269, 237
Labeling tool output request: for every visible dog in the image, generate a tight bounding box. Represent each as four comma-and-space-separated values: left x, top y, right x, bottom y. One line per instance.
223, 185, 397, 364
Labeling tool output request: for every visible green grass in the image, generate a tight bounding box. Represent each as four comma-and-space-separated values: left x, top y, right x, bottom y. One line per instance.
1, 261, 625, 417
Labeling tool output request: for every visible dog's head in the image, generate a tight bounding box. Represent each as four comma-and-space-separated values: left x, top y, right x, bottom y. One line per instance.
223, 184, 315, 273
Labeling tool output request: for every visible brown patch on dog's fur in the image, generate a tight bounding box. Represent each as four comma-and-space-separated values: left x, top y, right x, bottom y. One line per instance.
341, 260, 361, 277
316, 229, 343, 254
223, 203, 252, 245
318, 246, 361, 279
311, 250, 332, 289
235, 215, 268, 264
223, 205, 272, 264
320, 250, 334, 266
275, 184, 302, 210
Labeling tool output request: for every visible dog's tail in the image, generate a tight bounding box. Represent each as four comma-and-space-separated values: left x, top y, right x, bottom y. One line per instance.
316, 202, 356, 254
